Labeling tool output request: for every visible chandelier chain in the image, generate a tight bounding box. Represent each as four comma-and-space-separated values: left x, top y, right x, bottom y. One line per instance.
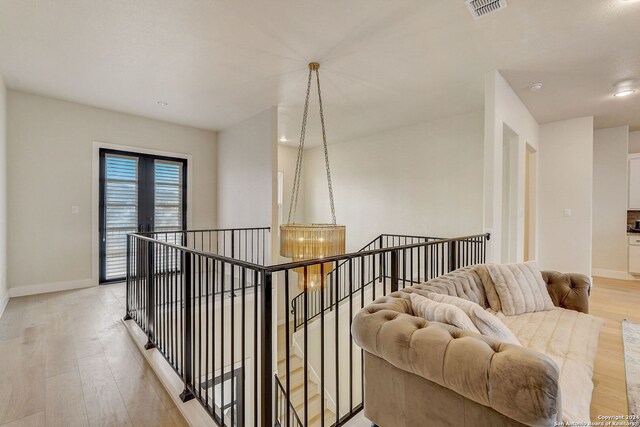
287, 67, 312, 224
287, 63, 337, 225
315, 69, 337, 225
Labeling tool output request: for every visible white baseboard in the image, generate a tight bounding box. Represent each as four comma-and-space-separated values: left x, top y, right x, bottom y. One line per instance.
8, 278, 96, 298
0, 289, 9, 319
591, 268, 640, 281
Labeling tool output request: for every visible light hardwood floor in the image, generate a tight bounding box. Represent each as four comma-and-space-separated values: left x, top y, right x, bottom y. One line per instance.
0, 283, 187, 427
590, 276, 640, 419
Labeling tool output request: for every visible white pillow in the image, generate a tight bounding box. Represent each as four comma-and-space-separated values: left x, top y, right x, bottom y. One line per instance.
485, 261, 554, 316
426, 293, 521, 346
408, 293, 479, 333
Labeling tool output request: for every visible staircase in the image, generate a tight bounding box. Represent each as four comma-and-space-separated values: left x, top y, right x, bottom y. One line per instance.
277, 328, 335, 427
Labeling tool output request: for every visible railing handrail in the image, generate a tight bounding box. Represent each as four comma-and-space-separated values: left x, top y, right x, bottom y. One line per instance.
136, 226, 271, 236
129, 228, 489, 273
379, 233, 444, 239
268, 233, 490, 272
289, 233, 447, 329
129, 232, 269, 271
324, 233, 444, 278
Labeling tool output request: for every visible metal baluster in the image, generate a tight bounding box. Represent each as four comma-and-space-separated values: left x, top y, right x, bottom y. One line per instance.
334, 260, 340, 425
124, 236, 132, 321
240, 266, 246, 427
390, 250, 399, 293
348, 259, 354, 415
303, 268, 309, 426
145, 240, 156, 350
180, 250, 194, 402
260, 271, 273, 427
220, 261, 225, 422
284, 271, 291, 427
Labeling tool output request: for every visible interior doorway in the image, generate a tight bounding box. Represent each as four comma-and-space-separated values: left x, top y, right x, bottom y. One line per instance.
98, 148, 187, 283
524, 145, 537, 261
501, 125, 519, 263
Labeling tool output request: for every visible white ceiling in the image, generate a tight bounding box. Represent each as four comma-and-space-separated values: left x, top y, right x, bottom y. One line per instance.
1, 0, 639, 146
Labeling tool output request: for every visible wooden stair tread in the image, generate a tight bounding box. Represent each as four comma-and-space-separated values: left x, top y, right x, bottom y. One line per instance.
277, 349, 335, 426
278, 355, 303, 373
308, 409, 337, 427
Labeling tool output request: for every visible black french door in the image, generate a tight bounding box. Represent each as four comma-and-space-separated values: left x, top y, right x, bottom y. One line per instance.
99, 148, 187, 284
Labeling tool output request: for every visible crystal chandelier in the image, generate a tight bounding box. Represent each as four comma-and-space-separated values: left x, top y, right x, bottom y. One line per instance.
280, 62, 345, 291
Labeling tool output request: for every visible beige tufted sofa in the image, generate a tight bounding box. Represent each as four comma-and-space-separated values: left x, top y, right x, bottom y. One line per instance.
351, 266, 603, 427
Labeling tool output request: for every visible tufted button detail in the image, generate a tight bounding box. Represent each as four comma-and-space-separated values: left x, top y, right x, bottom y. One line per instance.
383, 312, 398, 321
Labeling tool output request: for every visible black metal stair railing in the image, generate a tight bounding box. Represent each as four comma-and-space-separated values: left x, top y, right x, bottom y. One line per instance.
125, 227, 273, 427
124, 227, 490, 427
275, 375, 304, 427
290, 234, 444, 332
273, 233, 490, 427
272, 233, 490, 427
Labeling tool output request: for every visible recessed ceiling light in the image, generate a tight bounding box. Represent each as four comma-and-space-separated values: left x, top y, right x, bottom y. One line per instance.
157, 101, 168, 106
614, 89, 635, 97
528, 83, 543, 91
615, 78, 638, 87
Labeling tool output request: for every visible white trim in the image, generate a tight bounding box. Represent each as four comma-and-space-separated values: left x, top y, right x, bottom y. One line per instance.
8, 278, 96, 298
591, 268, 640, 281
122, 319, 213, 427
91, 141, 194, 286
0, 290, 9, 319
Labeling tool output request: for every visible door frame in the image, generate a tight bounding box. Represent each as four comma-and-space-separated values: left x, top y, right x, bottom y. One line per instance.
98, 148, 188, 284
92, 141, 193, 286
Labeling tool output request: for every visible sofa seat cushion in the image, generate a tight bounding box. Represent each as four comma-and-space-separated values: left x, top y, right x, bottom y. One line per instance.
498, 308, 604, 423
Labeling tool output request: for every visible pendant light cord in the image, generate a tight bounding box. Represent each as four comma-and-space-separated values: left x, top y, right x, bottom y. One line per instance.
287, 64, 337, 225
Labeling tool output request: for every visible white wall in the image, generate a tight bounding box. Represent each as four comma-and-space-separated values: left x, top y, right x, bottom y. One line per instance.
484, 70, 540, 263
303, 110, 485, 251
0, 76, 7, 316
278, 144, 305, 227
7, 90, 217, 295
629, 131, 640, 154
592, 126, 629, 278
217, 108, 277, 233
216, 107, 278, 367
538, 116, 594, 275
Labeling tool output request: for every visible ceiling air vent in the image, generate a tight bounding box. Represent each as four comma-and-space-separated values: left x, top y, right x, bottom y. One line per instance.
466, 0, 507, 19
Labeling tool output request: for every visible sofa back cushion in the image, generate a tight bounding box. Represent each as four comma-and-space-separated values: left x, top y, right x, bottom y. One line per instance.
475, 264, 503, 312
427, 293, 521, 346
412, 266, 489, 308
485, 262, 554, 316
409, 293, 480, 333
